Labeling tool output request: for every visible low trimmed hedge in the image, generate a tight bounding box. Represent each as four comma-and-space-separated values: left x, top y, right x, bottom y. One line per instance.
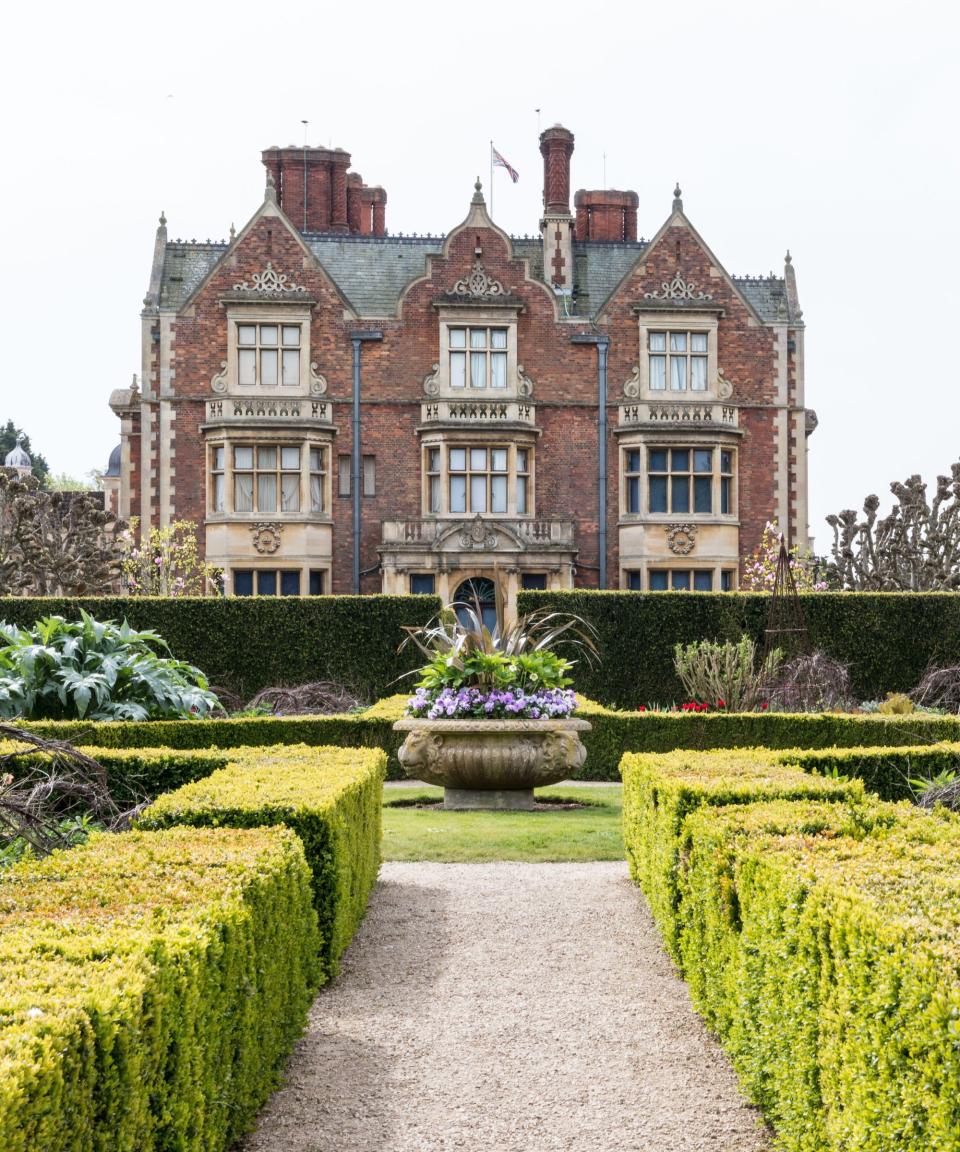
519, 589, 960, 706
620, 749, 864, 958
137, 745, 386, 977
675, 796, 960, 1151
0, 594, 440, 701
0, 826, 320, 1152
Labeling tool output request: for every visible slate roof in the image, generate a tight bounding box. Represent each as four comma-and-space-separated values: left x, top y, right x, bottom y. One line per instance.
155, 233, 792, 323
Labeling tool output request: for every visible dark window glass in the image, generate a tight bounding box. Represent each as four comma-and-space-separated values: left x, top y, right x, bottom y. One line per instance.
671, 449, 689, 472
628, 476, 641, 513
410, 574, 436, 595
693, 571, 713, 591
521, 573, 547, 591
649, 570, 669, 591
721, 570, 734, 591
234, 570, 253, 596
693, 449, 713, 473
694, 476, 712, 513
280, 571, 300, 596
649, 475, 668, 513
671, 570, 691, 591
720, 476, 731, 514
309, 570, 325, 595
648, 449, 668, 472
258, 571, 277, 596
671, 475, 690, 513
626, 449, 641, 472
721, 450, 732, 473
626, 571, 643, 591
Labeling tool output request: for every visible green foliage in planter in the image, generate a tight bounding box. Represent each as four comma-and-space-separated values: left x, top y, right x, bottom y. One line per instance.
137, 745, 386, 978
619, 748, 864, 958
675, 796, 960, 1151
0, 595, 440, 701
518, 589, 960, 706
0, 611, 217, 720
0, 825, 320, 1152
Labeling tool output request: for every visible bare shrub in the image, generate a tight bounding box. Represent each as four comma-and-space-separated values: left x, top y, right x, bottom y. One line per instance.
912, 665, 960, 714
915, 775, 960, 811
766, 651, 855, 713
0, 725, 139, 861
245, 681, 366, 716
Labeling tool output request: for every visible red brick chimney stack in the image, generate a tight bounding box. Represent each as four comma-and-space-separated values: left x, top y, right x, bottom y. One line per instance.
539, 124, 575, 214
574, 189, 640, 242
260, 145, 386, 236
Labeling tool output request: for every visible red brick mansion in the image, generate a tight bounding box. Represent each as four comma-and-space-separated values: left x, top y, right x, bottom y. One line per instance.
108, 124, 815, 609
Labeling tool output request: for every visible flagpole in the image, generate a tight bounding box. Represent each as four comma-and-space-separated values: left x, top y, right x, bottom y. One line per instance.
489, 140, 493, 217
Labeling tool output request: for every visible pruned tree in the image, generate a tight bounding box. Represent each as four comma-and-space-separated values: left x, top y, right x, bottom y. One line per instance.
826, 461, 960, 591
0, 471, 123, 596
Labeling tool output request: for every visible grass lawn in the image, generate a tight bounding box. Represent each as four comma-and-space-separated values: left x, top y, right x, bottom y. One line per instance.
382, 783, 624, 863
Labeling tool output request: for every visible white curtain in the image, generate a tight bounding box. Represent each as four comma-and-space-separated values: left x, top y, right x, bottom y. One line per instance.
234, 475, 253, 512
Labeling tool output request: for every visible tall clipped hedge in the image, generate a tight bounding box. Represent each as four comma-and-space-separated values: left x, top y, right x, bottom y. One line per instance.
518, 590, 960, 706
0, 595, 440, 700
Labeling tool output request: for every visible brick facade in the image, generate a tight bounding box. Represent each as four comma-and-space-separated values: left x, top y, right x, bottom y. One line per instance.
110, 125, 814, 604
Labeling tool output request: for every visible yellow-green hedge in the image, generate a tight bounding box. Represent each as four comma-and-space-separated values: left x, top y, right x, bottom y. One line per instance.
619, 749, 865, 959
136, 744, 386, 977
676, 796, 960, 1151
0, 826, 320, 1152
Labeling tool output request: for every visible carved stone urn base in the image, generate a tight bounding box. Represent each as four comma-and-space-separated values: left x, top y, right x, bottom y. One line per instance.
392, 716, 592, 811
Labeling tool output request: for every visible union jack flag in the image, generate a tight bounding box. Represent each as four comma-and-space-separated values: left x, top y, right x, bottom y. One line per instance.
491, 145, 519, 183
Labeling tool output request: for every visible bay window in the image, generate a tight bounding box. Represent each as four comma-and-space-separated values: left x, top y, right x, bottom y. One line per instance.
209, 441, 328, 516
423, 442, 533, 517
622, 445, 736, 517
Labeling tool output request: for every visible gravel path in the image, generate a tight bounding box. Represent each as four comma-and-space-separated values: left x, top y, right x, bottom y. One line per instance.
239, 863, 771, 1152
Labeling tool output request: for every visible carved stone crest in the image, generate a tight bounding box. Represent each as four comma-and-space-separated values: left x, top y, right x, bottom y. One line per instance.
211, 361, 228, 393
458, 514, 499, 551
250, 522, 282, 554
623, 365, 641, 399
644, 272, 713, 302
233, 261, 306, 295
666, 523, 698, 556
450, 259, 507, 298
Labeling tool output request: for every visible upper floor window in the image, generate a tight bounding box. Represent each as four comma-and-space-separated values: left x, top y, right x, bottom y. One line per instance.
237, 323, 301, 387
423, 442, 533, 517
624, 445, 735, 516
449, 326, 508, 389
649, 330, 708, 392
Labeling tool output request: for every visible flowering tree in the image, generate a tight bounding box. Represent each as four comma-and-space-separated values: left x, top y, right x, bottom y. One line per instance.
741, 521, 827, 592
119, 518, 222, 597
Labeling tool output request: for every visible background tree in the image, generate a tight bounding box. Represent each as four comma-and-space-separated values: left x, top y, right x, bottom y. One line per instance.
0, 472, 122, 596
741, 521, 828, 592
0, 420, 49, 483
826, 461, 960, 590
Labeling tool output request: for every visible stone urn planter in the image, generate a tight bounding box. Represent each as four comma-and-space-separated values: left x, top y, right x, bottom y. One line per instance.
393, 716, 592, 810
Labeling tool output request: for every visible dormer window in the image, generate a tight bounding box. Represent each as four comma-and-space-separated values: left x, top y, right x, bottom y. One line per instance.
648, 330, 708, 392
237, 323, 301, 387
449, 326, 508, 389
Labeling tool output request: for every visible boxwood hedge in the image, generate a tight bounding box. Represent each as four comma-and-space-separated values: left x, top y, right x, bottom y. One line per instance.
0, 826, 321, 1152
518, 589, 960, 706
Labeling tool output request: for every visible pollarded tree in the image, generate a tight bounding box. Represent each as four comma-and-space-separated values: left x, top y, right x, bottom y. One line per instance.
826, 461, 960, 591
0, 471, 122, 596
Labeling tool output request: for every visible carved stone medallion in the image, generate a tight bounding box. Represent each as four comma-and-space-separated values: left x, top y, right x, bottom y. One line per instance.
458, 514, 499, 550
251, 522, 282, 554
666, 523, 698, 556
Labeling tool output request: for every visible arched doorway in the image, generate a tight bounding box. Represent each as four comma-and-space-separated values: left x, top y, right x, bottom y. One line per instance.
453, 576, 498, 633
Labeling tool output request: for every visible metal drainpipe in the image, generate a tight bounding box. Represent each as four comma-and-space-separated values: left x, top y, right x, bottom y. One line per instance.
570, 333, 610, 588
349, 331, 383, 594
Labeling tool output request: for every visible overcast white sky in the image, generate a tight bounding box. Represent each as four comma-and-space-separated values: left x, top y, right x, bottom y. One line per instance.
3, 0, 958, 548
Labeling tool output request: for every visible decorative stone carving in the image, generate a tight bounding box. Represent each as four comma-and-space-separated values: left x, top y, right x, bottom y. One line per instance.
644, 272, 713, 302
422, 363, 441, 396
666, 523, 698, 556
450, 259, 507, 298
211, 361, 228, 393
717, 372, 734, 400
805, 408, 819, 436
623, 365, 641, 399
250, 522, 282, 554
393, 716, 592, 810
517, 365, 534, 397
458, 515, 499, 551
310, 363, 328, 395
233, 261, 306, 294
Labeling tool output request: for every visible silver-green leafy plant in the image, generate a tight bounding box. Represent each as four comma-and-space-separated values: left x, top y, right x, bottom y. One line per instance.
673, 635, 781, 712
0, 611, 219, 721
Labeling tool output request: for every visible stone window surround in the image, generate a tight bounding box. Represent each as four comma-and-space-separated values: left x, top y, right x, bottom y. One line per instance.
205, 430, 334, 522
434, 306, 521, 397
618, 437, 738, 523
227, 565, 329, 597
420, 431, 536, 519
224, 303, 313, 398
635, 309, 719, 402
622, 565, 738, 591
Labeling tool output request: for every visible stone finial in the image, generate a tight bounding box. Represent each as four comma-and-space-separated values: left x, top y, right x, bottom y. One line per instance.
785, 249, 792, 265
265, 168, 277, 203
158, 211, 167, 228
672, 183, 683, 213
472, 178, 485, 206
229, 222, 236, 243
